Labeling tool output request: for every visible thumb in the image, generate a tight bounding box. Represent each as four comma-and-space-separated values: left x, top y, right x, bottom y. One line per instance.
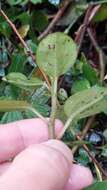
0, 140, 73, 190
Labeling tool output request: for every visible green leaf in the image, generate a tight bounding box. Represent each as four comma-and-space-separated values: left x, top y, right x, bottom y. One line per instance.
0, 100, 43, 119
84, 181, 107, 190
30, 0, 42, 4
0, 111, 23, 124
72, 78, 90, 94
3, 72, 44, 90
93, 4, 107, 22
36, 32, 77, 79
76, 148, 90, 166
25, 101, 50, 118
9, 53, 26, 73
81, 54, 98, 85
64, 86, 107, 120
31, 11, 48, 32
0, 100, 30, 112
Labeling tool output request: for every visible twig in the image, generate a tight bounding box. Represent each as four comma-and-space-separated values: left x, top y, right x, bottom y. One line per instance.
94, 163, 102, 181
75, 5, 101, 55
0, 9, 50, 88
87, 28, 105, 83
76, 134, 107, 177
38, 0, 71, 41
75, 5, 93, 54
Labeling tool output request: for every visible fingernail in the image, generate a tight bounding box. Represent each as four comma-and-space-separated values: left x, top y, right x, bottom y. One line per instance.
44, 140, 73, 165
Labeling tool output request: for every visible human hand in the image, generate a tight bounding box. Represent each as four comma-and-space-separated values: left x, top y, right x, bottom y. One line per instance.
0, 119, 93, 190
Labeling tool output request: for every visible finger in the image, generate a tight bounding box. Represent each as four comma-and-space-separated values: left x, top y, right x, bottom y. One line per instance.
0, 144, 93, 190
0, 118, 63, 163
0, 140, 72, 190
65, 164, 93, 190
0, 162, 11, 176
0, 163, 93, 190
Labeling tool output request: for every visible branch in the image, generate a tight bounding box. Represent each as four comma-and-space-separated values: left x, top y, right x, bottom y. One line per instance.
76, 134, 107, 178
38, 0, 71, 41
87, 28, 105, 83
0, 9, 50, 88
75, 5, 101, 55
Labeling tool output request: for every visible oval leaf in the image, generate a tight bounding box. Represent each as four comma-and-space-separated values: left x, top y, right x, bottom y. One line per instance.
64, 86, 107, 120
0, 100, 29, 112
36, 32, 77, 78
3, 72, 44, 90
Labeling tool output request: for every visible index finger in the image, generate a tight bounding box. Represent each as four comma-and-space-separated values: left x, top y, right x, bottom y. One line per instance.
0, 118, 63, 163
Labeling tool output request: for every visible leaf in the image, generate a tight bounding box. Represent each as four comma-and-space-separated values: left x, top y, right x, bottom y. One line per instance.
26, 40, 37, 53
36, 32, 77, 79
72, 78, 90, 94
0, 100, 30, 112
31, 11, 48, 32
30, 0, 42, 4
0, 111, 23, 124
25, 101, 50, 118
76, 148, 90, 166
18, 25, 30, 39
3, 72, 44, 90
81, 54, 98, 85
9, 53, 26, 73
64, 86, 107, 120
84, 181, 107, 190
93, 4, 107, 22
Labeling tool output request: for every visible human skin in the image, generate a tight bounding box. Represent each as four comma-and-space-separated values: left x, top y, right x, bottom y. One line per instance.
0, 119, 93, 190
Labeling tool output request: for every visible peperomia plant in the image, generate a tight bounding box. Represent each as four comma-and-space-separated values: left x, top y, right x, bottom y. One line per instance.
36, 32, 77, 138
1, 31, 107, 190
2, 32, 107, 140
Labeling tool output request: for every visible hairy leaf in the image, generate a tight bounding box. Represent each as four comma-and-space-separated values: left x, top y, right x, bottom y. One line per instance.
64, 86, 107, 120
0, 100, 29, 112
36, 32, 77, 79
3, 72, 44, 90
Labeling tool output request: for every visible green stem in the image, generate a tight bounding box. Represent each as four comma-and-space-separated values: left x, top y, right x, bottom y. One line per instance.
48, 77, 58, 139
28, 107, 48, 125
94, 163, 102, 181
57, 94, 104, 139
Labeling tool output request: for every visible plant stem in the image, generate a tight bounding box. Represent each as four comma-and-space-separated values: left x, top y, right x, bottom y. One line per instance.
38, 0, 70, 41
48, 77, 58, 139
72, 116, 95, 154
94, 163, 102, 181
28, 107, 48, 125
57, 94, 104, 139
87, 28, 105, 83
0, 9, 50, 88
